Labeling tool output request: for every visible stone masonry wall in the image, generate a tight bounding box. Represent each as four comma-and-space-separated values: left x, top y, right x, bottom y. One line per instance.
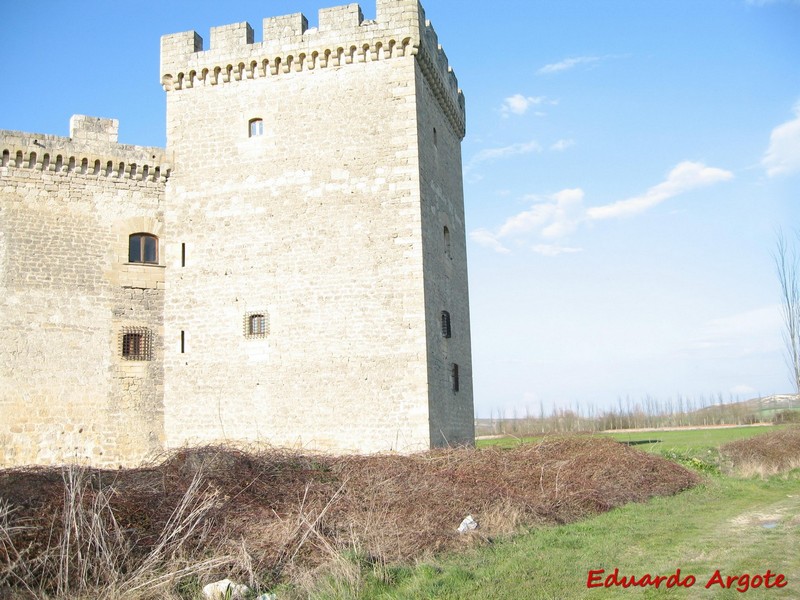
0, 0, 473, 466
415, 60, 475, 447
0, 118, 169, 466
161, 0, 472, 453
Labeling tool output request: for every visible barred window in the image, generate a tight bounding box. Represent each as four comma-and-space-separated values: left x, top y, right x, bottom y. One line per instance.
129, 233, 158, 264
244, 311, 269, 338
441, 311, 451, 338
121, 327, 152, 361
451, 363, 460, 392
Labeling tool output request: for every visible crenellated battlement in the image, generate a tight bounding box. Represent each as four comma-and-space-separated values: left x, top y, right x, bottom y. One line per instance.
0, 116, 170, 182
160, 0, 465, 138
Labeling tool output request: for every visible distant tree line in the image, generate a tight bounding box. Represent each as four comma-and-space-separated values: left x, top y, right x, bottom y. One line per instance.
477, 393, 800, 437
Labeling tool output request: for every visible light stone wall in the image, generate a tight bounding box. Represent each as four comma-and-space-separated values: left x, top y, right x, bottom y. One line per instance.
161, 0, 472, 453
163, 49, 431, 454
0, 121, 169, 466
0, 0, 473, 466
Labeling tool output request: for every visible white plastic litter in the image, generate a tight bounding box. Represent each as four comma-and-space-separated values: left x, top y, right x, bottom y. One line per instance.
457, 514, 478, 533
202, 578, 250, 599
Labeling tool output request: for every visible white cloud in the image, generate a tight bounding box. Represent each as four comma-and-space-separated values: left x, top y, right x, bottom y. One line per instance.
469, 228, 511, 254
498, 188, 585, 239
762, 102, 800, 177
470, 161, 732, 257
586, 161, 733, 221
501, 94, 547, 117
537, 55, 602, 75
466, 140, 542, 172
550, 139, 575, 152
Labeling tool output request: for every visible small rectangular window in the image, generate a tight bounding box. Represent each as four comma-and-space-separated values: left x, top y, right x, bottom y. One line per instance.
181, 243, 186, 267
129, 233, 158, 264
244, 311, 269, 338
121, 327, 152, 361
451, 363, 459, 392
123, 333, 141, 357
249, 118, 264, 137
181, 330, 185, 354
441, 311, 451, 338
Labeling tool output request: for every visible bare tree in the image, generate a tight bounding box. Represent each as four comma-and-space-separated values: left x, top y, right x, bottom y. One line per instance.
774, 230, 800, 397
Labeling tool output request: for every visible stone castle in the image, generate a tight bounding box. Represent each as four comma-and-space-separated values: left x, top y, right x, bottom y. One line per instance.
0, 0, 474, 467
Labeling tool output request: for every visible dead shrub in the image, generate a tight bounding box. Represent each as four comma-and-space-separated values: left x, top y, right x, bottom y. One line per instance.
0, 437, 699, 598
720, 426, 800, 477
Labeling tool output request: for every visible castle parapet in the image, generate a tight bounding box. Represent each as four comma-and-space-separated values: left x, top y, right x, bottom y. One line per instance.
0, 115, 170, 182
159, 0, 465, 138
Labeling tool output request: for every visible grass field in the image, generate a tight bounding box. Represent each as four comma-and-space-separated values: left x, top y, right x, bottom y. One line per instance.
297, 426, 800, 599
479, 425, 784, 451
2, 427, 797, 599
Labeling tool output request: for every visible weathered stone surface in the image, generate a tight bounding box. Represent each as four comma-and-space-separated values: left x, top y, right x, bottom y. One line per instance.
0, 0, 474, 467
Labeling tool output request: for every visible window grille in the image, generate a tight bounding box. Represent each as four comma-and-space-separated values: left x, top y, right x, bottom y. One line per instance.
244, 311, 269, 338
120, 327, 152, 360
441, 311, 451, 338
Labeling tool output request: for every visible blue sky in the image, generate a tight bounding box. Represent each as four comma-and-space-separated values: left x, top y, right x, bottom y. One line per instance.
2, 0, 798, 418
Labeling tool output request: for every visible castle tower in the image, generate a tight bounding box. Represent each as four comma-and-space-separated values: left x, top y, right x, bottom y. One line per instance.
160, 0, 474, 452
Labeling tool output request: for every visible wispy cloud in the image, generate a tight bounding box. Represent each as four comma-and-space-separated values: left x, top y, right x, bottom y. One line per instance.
470, 189, 587, 255
470, 228, 511, 254
465, 140, 542, 174
685, 305, 782, 359
469, 161, 732, 255
586, 161, 733, 220
537, 55, 603, 75
466, 135, 572, 176
500, 94, 548, 117
762, 102, 800, 177
498, 189, 585, 239
550, 139, 575, 152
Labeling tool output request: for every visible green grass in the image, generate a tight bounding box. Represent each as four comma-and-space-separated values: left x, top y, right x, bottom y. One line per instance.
601, 426, 785, 454
287, 426, 800, 599
478, 425, 783, 452
341, 474, 800, 599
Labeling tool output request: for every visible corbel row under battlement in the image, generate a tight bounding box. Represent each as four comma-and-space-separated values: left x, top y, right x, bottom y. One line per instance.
159, 0, 465, 138
0, 116, 170, 183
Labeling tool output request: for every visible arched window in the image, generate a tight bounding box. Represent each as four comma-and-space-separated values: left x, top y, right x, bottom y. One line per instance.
249, 118, 264, 137
443, 225, 451, 259
441, 311, 451, 338
129, 233, 158, 264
